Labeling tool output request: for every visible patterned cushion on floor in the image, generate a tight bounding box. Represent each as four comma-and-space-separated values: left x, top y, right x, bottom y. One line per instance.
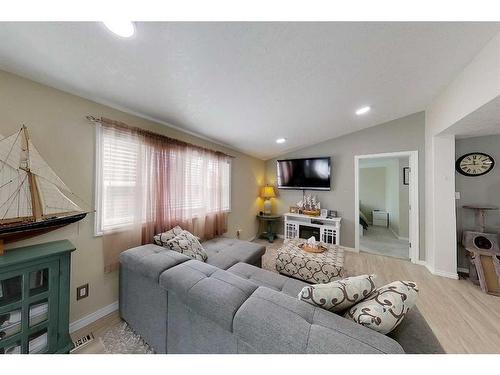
298, 274, 376, 313
345, 280, 419, 334
153, 226, 184, 245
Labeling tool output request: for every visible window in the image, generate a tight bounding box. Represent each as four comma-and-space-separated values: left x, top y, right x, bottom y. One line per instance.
94, 124, 231, 235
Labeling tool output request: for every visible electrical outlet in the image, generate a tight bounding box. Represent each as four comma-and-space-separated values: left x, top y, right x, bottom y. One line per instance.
77, 284, 89, 300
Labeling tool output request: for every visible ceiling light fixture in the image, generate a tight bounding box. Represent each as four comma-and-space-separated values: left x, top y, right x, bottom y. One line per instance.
276, 138, 286, 144
355, 106, 371, 115
103, 21, 135, 38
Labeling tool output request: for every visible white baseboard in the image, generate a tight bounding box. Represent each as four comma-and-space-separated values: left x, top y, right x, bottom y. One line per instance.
69, 300, 119, 333
424, 262, 459, 279
414, 259, 427, 266
430, 268, 459, 280
388, 227, 409, 242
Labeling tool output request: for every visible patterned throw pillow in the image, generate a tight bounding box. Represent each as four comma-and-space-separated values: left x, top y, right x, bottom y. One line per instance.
345, 280, 419, 334
297, 274, 376, 313
165, 230, 208, 262
153, 225, 184, 246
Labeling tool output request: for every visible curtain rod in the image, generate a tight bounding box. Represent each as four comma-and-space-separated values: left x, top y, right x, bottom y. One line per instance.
86, 115, 235, 159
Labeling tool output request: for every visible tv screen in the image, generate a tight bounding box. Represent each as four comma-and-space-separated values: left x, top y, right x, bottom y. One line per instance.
277, 157, 331, 190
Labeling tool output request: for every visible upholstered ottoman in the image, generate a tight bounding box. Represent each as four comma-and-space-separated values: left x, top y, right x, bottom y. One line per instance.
276, 238, 346, 283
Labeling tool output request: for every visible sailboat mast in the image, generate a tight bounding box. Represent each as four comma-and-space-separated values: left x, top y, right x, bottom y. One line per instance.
22, 126, 43, 221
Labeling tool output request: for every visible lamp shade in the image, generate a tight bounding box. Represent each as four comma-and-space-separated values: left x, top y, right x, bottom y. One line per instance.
260, 186, 276, 199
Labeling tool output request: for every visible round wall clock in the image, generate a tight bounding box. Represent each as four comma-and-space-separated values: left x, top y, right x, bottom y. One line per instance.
456, 152, 495, 177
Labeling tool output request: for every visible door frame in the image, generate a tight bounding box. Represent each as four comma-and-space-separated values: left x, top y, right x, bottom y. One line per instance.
354, 150, 419, 263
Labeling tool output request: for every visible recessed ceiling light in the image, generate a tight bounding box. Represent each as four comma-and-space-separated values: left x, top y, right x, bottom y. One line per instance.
276, 138, 286, 144
355, 106, 371, 115
103, 21, 135, 38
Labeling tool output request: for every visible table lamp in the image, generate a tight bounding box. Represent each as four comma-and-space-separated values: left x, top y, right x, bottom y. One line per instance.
260, 185, 276, 215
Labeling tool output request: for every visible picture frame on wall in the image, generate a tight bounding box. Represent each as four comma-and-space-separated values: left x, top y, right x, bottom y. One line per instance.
403, 167, 410, 185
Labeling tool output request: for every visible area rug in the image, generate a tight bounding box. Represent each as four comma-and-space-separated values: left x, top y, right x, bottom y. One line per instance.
101, 322, 154, 354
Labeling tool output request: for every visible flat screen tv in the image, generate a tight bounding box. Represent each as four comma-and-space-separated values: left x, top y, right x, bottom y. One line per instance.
277, 157, 331, 190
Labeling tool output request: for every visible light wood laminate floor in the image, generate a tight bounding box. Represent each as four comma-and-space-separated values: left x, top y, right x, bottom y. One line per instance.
71, 240, 500, 354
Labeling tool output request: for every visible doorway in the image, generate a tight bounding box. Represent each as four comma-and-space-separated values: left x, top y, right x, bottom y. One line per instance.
354, 151, 419, 263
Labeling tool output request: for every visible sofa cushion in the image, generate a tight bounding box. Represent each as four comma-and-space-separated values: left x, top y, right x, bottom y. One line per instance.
227, 262, 307, 298
298, 274, 376, 313
388, 307, 445, 353
119, 244, 190, 281
165, 230, 208, 262
345, 280, 419, 334
159, 260, 258, 331
233, 287, 404, 354
202, 237, 266, 270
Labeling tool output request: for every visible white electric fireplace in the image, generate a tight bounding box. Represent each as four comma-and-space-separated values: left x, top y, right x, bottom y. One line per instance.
283, 213, 341, 245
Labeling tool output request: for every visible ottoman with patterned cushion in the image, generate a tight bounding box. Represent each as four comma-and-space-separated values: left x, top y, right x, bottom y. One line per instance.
276, 238, 346, 283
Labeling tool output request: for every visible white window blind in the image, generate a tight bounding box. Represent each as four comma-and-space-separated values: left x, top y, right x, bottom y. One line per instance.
95, 125, 231, 235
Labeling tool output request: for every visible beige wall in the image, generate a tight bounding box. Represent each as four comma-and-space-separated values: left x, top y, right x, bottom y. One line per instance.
265, 112, 425, 259
359, 167, 386, 224
0, 70, 265, 323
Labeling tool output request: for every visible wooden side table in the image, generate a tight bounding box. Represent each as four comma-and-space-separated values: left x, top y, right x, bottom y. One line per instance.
256, 214, 282, 243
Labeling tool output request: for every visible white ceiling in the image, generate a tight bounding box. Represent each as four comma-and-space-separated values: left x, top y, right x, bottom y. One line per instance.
0, 22, 498, 159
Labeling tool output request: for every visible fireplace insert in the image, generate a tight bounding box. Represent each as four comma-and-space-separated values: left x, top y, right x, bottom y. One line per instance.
299, 225, 320, 241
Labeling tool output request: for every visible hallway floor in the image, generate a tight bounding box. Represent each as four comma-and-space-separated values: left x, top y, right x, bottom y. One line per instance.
360, 225, 409, 259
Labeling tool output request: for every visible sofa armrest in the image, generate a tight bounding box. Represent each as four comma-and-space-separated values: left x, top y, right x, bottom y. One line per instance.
233, 287, 404, 354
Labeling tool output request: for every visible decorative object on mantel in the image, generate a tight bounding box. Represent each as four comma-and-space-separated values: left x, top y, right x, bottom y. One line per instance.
299, 236, 327, 253
0, 126, 87, 255
289, 206, 300, 214
260, 185, 276, 215
296, 194, 321, 216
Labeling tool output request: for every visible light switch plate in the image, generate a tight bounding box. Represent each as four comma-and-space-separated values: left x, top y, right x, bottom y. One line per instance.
77, 284, 89, 300
455, 192, 461, 200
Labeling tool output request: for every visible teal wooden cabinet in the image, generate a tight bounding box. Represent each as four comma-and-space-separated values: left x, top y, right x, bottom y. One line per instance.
0, 240, 76, 354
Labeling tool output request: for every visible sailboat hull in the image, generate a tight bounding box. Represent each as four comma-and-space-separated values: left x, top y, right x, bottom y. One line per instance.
0, 213, 87, 243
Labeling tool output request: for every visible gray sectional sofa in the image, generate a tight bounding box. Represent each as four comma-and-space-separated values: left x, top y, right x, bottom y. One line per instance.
119, 237, 443, 354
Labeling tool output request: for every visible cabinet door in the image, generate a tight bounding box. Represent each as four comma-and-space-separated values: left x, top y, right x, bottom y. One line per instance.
0, 270, 23, 351
321, 227, 336, 245
24, 260, 60, 354
285, 222, 298, 239
0, 260, 60, 354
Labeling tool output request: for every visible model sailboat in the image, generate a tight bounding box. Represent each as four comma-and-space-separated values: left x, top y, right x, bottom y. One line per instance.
0, 126, 86, 254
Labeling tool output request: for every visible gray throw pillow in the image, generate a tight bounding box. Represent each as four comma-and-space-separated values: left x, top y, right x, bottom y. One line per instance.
298, 274, 376, 313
